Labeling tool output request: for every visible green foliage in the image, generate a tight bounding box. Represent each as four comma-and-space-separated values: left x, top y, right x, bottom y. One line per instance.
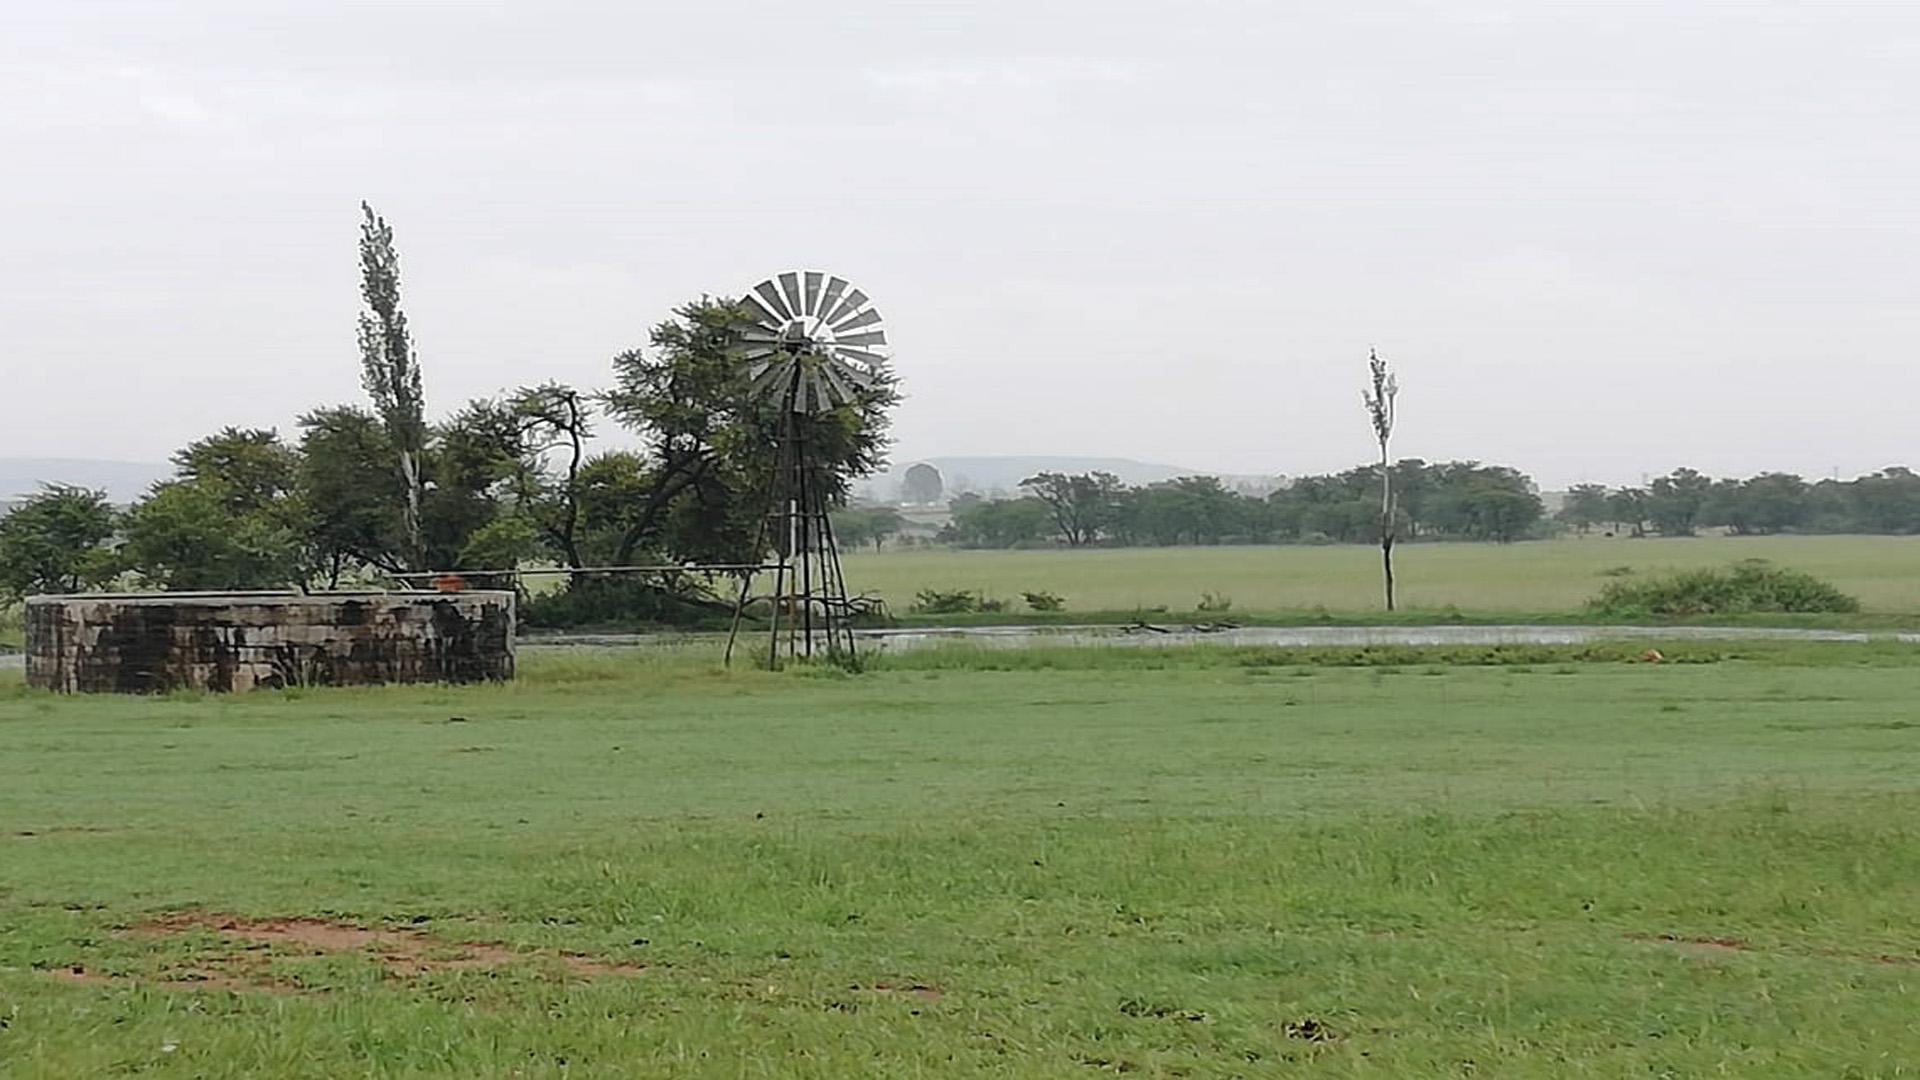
913, 588, 985, 614
520, 574, 733, 630
1558, 482, 1611, 534
945, 494, 1052, 548
832, 507, 906, 553
598, 299, 899, 570
357, 202, 427, 570
1570, 467, 1920, 537
1021, 589, 1066, 612
1589, 560, 1861, 616
952, 462, 1548, 549
120, 480, 305, 591
1019, 470, 1123, 546
0, 485, 120, 600
1645, 467, 1712, 536
298, 406, 403, 578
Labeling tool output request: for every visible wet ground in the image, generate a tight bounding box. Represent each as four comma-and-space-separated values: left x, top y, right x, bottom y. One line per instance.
6, 623, 1910, 675
526, 623, 1920, 655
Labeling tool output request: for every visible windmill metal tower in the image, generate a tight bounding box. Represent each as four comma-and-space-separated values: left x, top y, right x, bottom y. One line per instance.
725, 271, 890, 667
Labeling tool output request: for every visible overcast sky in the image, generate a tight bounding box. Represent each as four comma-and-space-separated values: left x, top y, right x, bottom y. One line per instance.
3, 1, 1916, 488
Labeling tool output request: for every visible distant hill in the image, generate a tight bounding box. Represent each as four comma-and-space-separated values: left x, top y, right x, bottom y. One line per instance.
858, 456, 1282, 503
0, 458, 169, 504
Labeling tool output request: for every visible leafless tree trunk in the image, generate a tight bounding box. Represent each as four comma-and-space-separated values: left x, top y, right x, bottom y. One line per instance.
1363, 348, 1400, 611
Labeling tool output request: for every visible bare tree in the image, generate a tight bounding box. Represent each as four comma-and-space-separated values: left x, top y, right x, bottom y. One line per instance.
356, 202, 427, 572
1363, 348, 1400, 610
509, 382, 592, 569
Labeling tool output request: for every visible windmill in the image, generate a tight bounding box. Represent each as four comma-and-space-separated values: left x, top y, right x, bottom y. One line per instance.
725, 271, 891, 667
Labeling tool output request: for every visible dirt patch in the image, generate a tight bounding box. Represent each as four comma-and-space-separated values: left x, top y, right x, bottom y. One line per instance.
41, 962, 294, 996
1638, 933, 1752, 957
860, 981, 944, 1002
1637, 933, 1920, 966
40, 913, 646, 995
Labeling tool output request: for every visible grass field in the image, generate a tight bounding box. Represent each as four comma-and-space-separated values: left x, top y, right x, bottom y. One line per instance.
5, 642, 1920, 1076
841, 534, 1920, 617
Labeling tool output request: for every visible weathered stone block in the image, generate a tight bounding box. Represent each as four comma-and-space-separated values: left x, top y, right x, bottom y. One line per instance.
25, 592, 515, 693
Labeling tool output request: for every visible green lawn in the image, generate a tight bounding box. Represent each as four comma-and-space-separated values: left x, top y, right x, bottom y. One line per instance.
841, 534, 1920, 616
3, 643, 1919, 1076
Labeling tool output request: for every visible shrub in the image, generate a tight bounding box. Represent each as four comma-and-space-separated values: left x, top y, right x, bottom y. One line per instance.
1022, 590, 1066, 612
978, 597, 1008, 613
1587, 561, 1860, 617
912, 588, 982, 614
521, 576, 734, 629
1198, 591, 1233, 613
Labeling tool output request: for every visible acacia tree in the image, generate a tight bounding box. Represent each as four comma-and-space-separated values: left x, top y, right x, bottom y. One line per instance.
598, 298, 899, 568
509, 382, 593, 570
1019, 471, 1121, 546
1363, 348, 1400, 609
1559, 483, 1611, 536
357, 202, 427, 572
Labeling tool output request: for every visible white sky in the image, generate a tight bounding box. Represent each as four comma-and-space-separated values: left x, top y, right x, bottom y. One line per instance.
3, 1, 1916, 489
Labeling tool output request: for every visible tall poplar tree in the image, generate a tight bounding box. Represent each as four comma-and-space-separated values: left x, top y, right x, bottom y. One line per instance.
356, 202, 427, 572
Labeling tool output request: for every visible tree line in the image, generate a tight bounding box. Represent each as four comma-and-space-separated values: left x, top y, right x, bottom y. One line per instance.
945, 461, 1546, 549
1557, 467, 1920, 537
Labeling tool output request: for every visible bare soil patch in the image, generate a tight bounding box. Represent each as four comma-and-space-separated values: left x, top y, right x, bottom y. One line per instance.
859, 981, 944, 1002
1638, 933, 1752, 957
39, 913, 645, 995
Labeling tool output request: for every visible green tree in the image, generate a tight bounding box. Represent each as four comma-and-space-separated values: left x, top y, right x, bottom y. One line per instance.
1646, 467, 1712, 536
949, 497, 1052, 548
1842, 468, 1920, 533
423, 398, 531, 573
1738, 473, 1811, 534
833, 507, 906, 553
298, 406, 405, 580
1605, 488, 1648, 537
0, 485, 121, 600
173, 427, 303, 515
1558, 483, 1611, 536
1019, 471, 1121, 546
121, 480, 305, 591
357, 202, 428, 571
601, 298, 898, 568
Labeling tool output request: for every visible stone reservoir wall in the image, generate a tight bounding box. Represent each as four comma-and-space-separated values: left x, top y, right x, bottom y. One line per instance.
25, 592, 515, 693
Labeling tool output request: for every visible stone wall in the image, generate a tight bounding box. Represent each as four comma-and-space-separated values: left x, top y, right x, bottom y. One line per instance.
25, 592, 515, 693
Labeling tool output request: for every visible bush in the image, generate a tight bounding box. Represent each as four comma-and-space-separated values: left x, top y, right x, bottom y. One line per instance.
522, 576, 734, 629
1587, 561, 1860, 617
912, 588, 982, 614
1198, 591, 1233, 613
1022, 590, 1066, 612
